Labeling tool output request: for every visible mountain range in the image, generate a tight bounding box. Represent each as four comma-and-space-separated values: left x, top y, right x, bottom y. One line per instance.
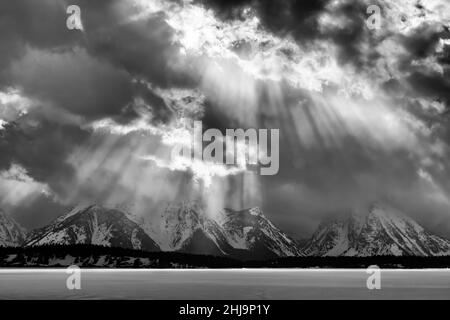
1, 202, 450, 260
12, 202, 301, 260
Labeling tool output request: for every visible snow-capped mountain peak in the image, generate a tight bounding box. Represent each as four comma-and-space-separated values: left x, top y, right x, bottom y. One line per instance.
304, 203, 450, 257
217, 208, 303, 258
140, 201, 233, 255
249, 207, 264, 217
25, 205, 160, 252
133, 202, 302, 259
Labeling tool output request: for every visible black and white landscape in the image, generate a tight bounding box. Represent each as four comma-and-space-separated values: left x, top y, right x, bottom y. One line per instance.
0, 0, 449, 270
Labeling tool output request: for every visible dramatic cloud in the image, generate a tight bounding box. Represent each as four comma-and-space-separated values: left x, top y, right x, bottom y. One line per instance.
0, 164, 51, 214
0, 0, 450, 239
9, 47, 134, 120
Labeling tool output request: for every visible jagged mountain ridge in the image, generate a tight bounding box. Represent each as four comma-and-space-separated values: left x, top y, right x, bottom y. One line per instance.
137, 201, 236, 257
217, 207, 303, 259
4, 202, 450, 260
24, 202, 301, 260
133, 202, 301, 260
25, 205, 160, 252
303, 203, 450, 257
0, 208, 26, 247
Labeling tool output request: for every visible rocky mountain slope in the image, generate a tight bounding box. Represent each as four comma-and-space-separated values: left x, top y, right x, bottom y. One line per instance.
24, 202, 300, 260
0, 208, 26, 247
137, 201, 235, 257
134, 202, 301, 260
25, 205, 160, 252
303, 203, 450, 257
217, 207, 303, 259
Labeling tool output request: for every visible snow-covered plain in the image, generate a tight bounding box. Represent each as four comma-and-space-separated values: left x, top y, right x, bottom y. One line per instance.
0, 269, 449, 299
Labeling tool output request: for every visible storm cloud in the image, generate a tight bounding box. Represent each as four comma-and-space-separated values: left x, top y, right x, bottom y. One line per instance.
0, 0, 449, 239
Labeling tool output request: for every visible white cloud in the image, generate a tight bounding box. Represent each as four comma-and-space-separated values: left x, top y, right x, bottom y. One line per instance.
140, 154, 244, 188
0, 89, 32, 122
382, 0, 450, 34
0, 164, 51, 207
132, 0, 370, 97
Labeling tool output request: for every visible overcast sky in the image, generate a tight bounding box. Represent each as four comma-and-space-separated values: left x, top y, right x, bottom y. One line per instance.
0, 0, 449, 239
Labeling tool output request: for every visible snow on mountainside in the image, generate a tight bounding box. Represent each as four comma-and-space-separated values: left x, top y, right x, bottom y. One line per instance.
138, 201, 234, 256
133, 202, 301, 259
3, 201, 449, 259
0, 209, 26, 247
217, 207, 303, 259
17, 201, 301, 259
25, 205, 160, 252
303, 203, 450, 257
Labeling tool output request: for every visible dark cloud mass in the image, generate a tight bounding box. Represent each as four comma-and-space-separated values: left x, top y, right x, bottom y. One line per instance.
0, 113, 89, 194
0, 0, 450, 239
10, 48, 134, 120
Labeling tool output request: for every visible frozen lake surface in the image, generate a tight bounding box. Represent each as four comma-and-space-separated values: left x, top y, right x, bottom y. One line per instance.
0, 269, 449, 299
